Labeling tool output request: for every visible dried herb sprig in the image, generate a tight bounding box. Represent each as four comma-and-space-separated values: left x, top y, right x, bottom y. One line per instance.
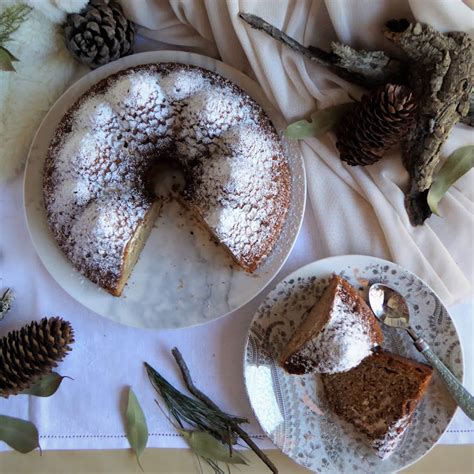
171, 348, 278, 474
145, 362, 246, 444
0, 4, 31, 72
0, 288, 13, 320
0, 4, 31, 44
145, 348, 278, 473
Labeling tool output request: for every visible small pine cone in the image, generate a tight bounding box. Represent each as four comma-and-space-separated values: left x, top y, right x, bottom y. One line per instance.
0, 318, 74, 398
336, 84, 417, 166
64, 0, 135, 69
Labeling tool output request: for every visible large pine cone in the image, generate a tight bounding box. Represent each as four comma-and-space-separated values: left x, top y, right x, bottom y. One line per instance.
64, 0, 135, 69
336, 84, 417, 166
0, 317, 74, 398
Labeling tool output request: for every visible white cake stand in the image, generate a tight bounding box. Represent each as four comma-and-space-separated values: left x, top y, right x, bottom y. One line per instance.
23, 51, 306, 329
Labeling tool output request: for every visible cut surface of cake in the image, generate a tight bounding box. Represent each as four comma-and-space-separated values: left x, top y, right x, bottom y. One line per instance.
43, 63, 291, 296
322, 349, 433, 459
280, 276, 383, 374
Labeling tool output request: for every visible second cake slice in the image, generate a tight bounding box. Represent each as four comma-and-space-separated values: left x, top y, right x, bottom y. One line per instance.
280, 275, 383, 374
321, 349, 433, 458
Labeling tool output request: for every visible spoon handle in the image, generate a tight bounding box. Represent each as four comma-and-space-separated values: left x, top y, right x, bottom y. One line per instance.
412, 335, 474, 420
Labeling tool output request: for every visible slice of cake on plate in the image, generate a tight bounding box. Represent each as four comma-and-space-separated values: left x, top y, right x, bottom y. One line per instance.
322, 349, 433, 459
280, 275, 383, 374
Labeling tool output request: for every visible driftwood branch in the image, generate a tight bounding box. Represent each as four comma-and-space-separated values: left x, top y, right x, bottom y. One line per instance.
171, 347, 278, 474
239, 12, 403, 87
384, 20, 473, 225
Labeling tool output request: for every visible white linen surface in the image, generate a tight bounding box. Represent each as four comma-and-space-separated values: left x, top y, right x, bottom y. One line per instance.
120, 0, 474, 306
0, 0, 473, 454
0, 176, 472, 451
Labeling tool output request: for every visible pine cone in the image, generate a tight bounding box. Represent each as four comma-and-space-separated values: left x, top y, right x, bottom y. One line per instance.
0, 317, 74, 398
64, 0, 135, 69
336, 84, 417, 166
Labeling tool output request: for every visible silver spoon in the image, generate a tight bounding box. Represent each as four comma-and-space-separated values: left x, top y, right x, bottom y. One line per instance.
368, 283, 474, 420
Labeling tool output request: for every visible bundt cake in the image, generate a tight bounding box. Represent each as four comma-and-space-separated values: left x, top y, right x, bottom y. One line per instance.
43, 63, 291, 296
280, 276, 383, 374
322, 349, 433, 459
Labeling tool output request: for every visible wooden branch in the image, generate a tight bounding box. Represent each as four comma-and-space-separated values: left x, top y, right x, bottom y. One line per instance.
239, 12, 403, 87
171, 347, 278, 474
384, 19, 473, 225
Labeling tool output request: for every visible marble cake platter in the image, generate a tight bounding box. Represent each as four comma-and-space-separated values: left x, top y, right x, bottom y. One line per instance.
23, 51, 306, 329
244, 255, 462, 473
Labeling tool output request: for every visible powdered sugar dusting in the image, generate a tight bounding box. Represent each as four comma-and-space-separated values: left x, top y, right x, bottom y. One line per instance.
372, 415, 410, 459
196, 125, 285, 264
289, 291, 375, 374
74, 100, 117, 130
43, 64, 290, 291
107, 73, 166, 110
177, 90, 250, 161
160, 69, 207, 100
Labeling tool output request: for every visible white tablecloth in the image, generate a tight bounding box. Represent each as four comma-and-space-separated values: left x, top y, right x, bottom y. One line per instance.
0, 176, 472, 451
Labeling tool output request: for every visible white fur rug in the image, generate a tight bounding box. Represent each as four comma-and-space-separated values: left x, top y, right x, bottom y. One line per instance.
0, 0, 88, 182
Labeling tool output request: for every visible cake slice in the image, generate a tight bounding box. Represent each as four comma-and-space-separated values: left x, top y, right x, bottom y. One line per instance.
280, 276, 383, 374
322, 349, 433, 459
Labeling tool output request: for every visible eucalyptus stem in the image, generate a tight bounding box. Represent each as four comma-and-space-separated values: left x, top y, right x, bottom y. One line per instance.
171, 347, 278, 474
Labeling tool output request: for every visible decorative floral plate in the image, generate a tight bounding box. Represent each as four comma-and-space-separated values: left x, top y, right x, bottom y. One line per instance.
23, 50, 305, 329
244, 255, 462, 473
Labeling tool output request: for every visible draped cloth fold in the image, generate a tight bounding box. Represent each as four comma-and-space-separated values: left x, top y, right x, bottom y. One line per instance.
120, 0, 474, 305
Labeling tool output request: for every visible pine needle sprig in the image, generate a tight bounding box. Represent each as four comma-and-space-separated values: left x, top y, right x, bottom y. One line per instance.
145, 349, 278, 473
0, 4, 31, 71
0, 4, 31, 45
144, 362, 247, 444
206, 458, 226, 474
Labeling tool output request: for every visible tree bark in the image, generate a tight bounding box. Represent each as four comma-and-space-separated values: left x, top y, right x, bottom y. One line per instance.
384, 20, 473, 225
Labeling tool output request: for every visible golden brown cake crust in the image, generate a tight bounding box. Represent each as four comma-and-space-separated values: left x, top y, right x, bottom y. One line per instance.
43, 63, 291, 295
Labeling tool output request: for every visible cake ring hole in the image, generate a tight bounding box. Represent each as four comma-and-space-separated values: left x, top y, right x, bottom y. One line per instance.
149, 158, 186, 201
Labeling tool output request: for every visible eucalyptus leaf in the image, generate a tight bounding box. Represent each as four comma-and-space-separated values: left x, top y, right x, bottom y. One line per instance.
0, 46, 18, 61
125, 387, 148, 468
180, 430, 247, 465
21, 372, 69, 397
284, 103, 354, 139
0, 46, 15, 71
428, 145, 474, 216
0, 415, 39, 453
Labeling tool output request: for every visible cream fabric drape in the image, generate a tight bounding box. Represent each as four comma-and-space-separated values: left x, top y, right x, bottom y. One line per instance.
119, 0, 474, 305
